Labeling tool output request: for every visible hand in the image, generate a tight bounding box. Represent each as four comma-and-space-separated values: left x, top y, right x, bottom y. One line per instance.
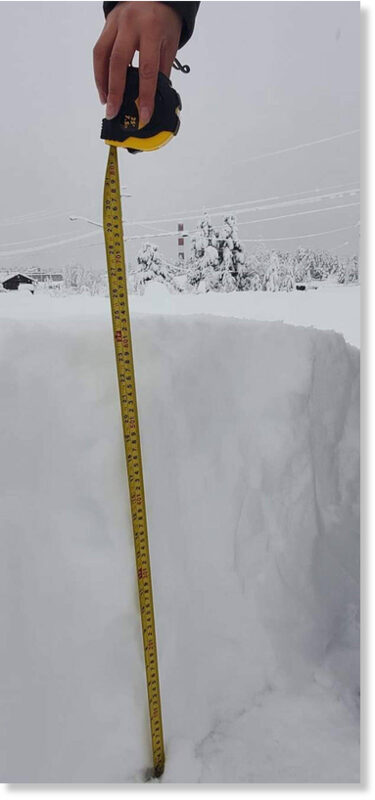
93, 1, 182, 123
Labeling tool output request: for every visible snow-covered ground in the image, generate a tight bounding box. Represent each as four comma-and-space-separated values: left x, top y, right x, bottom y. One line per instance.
137, 283, 360, 348
0, 289, 359, 782
0, 283, 360, 348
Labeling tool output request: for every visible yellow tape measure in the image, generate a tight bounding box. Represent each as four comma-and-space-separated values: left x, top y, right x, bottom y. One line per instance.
103, 145, 165, 779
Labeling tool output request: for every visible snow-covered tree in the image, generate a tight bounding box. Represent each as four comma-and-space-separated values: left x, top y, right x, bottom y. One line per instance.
231, 254, 262, 292
251, 243, 269, 288
310, 251, 328, 281
279, 253, 296, 292
187, 213, 247, 293
350, 255, 359, 283
249, 271, 262, 291
186, 259, 201, 293
186, 214, 221, 292
263, 251, 280, 291
294, 249, 310, 283
195, 214, 219, 256
62, 264, 101, 295
184, 212, 359, 294
203, 244, 221, 291
337, 255, 359, 285
134, 242, 170, 294
217, 215, 245, 290
221, 255, 236, 292
186, 234, 205, 292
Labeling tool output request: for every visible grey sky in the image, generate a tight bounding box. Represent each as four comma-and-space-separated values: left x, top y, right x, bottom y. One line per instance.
0, 1, 359, 273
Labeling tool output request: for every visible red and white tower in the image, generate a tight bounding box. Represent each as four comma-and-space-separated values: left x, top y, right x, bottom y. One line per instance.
177, 222, 184, 263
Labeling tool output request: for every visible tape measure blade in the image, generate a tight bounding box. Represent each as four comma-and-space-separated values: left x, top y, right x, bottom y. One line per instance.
103, 146, 165, 778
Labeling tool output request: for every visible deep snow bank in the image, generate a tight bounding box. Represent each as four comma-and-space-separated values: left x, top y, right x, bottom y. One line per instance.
0, 311, 359, 782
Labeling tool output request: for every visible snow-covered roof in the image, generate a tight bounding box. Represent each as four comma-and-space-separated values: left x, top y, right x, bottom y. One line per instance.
1, 272, 34, 283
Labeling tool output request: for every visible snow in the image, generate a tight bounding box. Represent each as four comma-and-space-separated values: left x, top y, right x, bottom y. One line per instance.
0, 283, 360, 348
130, 283, 359, 349
0, 292, 359, 782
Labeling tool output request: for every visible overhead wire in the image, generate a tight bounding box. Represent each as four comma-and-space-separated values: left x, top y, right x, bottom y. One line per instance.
235, 128, 360, 165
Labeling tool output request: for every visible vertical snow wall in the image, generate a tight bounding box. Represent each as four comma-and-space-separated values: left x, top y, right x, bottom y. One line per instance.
0, 312, 359, 781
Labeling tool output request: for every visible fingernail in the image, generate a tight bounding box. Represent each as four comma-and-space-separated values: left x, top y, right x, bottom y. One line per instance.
106, 101, 117, 119
99, 91, 107, 105
139, 105, 151, 127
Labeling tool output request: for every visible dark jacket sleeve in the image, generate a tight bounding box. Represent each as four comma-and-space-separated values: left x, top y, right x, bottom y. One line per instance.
103, 2, 199, 48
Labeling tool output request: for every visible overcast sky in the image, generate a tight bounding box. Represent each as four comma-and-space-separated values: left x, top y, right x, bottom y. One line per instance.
0, 1, 359, 272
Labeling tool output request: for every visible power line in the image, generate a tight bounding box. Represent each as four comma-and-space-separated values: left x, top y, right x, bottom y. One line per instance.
241, 222, 359, 243
0, 188, 358, 250
0, 201, 359, 256
327, 241, 350, 252
76, 222, 359, 251
125, 180, 360, 224
0, 209, 69, 227
236, 202, 359, 228
74, 206, 360, 250
126, 202, 360, 239
0, 229, 101, 258
126, 218, 167, 236
123, 203, 359, 240
235, 129, 360, 165
190, 181, 360, 215
218, 189, 359, 220
0, 179, 359, 232
0, 229, 87, 248
124, 188, 359, 227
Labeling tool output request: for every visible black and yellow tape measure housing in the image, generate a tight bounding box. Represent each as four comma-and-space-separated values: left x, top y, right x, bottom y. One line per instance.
101, 65, 181, 152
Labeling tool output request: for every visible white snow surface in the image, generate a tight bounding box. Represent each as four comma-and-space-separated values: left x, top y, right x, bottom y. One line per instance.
0, 283, 360, 348
0, 293, 359, 783
134, 282, 360, 348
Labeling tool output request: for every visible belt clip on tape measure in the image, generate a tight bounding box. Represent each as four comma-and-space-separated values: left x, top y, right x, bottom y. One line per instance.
101, 64, 184, 780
